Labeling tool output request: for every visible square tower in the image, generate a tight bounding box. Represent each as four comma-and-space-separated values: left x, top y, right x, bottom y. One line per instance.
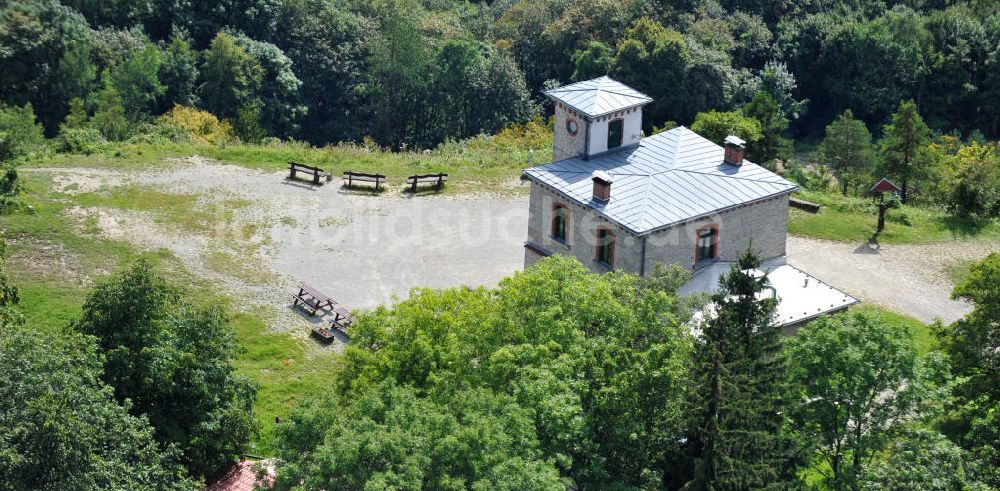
544, 76, 652, 162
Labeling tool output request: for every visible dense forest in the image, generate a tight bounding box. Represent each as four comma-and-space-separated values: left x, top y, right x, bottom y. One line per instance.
4, 0, 1000, 151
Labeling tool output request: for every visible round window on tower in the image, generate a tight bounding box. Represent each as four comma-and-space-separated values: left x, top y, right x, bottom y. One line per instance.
566, 118, 579, 137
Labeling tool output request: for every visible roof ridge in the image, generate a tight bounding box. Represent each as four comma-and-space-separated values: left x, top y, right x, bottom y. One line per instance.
634, 175, 655, 232
673, 167, 792, 185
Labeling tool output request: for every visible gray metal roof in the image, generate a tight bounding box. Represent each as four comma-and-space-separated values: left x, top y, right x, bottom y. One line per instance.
681, 258, 859, 327
543, 76, 652, 118
523, 126, 798, 235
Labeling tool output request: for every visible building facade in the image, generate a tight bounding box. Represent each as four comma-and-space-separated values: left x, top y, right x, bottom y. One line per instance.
524, 182, 791, 275
522, 77, 857, 326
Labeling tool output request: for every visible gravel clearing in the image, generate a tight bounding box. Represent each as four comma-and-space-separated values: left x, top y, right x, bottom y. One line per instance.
48, 157, 529, 336
31, 156, 995, 334
787, 236, 995, 324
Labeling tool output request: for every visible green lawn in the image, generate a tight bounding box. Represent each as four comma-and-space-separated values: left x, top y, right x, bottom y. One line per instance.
230, 312, 339, 455
788, 189, 1000, 244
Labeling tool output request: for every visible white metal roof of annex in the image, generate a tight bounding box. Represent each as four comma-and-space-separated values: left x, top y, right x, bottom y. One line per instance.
523, 126, 798, 236
543, 76, 653, 119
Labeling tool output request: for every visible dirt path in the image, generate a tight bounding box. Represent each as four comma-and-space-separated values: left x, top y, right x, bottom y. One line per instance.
787, 236, 996, 324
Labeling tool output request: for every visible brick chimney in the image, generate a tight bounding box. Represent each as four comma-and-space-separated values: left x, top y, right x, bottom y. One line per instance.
592, 170, 613, 202
724, 135, 746, 166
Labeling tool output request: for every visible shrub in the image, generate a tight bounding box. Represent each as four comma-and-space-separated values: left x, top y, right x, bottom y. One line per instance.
0, 104, 45, 161
129, 121, 192, 145
58, 127, 106, 154
887, 208, 913, 226
159, 105, 233, 144
477, 115, 553, 151
691, 109, 762, 145
785, 161, 833, 192
0, 163, 20, 212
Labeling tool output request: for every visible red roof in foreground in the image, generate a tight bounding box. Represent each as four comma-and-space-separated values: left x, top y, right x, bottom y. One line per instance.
205, 460, 274, 491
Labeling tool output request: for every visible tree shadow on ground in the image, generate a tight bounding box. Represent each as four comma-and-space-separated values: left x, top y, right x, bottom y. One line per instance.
936, 214, 989, 239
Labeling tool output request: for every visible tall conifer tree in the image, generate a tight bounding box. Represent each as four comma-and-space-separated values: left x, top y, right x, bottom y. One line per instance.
684, 248, 800, 490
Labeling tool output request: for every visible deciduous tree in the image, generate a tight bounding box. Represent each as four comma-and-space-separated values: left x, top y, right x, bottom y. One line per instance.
743, 92, 790, 165
937, 253, 1000, 488
787, 311, 953, 490
72, 262, 258, 478
691, 109, 763, 147
0, 257, 193, 490
820, 110, 876, 196
571, 41, 614, 81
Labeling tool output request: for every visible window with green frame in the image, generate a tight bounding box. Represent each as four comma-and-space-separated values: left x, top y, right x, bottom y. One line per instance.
607, 119, 624, 149
552, 205, 568, 243
596, 228, 615, 267
697, 226, 718, 261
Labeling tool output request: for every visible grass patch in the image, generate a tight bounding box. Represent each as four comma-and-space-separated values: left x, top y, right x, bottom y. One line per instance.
944, 260, 974, 287
26, 137, 539, 195
318, 216, 351, 228
789, 189, 1000, 244
230, 312, 339, 455
204, 249, 273, 285
70, 184, 254, 238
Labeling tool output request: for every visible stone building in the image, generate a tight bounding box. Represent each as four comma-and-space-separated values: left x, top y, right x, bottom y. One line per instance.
522, 76, 856, 326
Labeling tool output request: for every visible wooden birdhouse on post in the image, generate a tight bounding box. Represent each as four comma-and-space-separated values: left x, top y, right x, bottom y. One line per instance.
870, 178, 902, 233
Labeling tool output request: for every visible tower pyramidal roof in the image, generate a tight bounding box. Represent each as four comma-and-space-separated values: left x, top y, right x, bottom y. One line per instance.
543, 76, 652, 119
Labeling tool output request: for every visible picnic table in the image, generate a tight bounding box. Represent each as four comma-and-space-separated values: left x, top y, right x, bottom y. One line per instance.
291, 283, 335, 316
325, 306, 357, 332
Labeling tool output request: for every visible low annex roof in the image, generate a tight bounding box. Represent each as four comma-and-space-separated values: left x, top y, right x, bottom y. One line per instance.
543, 76, 652, 118
680, 259, 860, 327
522, 126, 798, 235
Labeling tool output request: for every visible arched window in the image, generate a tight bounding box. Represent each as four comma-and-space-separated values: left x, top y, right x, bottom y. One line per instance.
551, 204, 569, 243
595, 227, 615, 268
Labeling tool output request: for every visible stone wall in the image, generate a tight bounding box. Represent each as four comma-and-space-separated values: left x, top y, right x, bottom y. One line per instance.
642, 194, 790, 272
551, 104, 587, 162
524, 183, 645, 273
524, 183, 790, 275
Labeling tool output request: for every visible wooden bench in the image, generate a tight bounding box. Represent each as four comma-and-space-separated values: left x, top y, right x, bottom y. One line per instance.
288, 161, 329, 185
291, 283, 336, 316
343, 171, 387, 191
789, 197, 821, 214
404, 173, 448, 192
